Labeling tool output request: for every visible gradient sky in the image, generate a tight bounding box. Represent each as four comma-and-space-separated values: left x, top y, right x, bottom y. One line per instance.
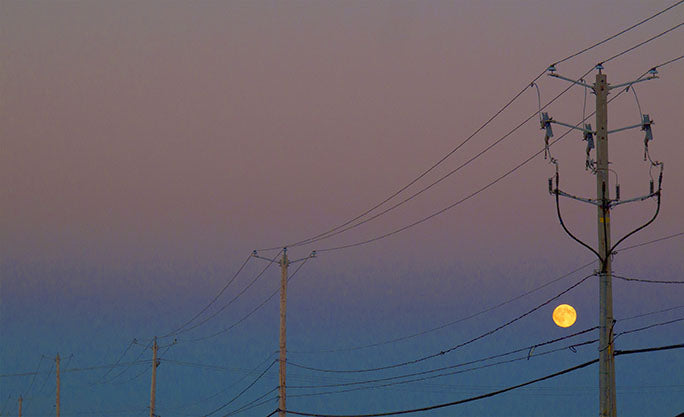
1, 1, 683, 417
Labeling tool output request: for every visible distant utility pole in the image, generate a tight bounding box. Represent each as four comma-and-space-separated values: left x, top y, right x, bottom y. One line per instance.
252, 247, 316, 417
544, 64, 662, 417
149, 337, 158, 417
18, 395, 22, 417
55, 354, 60, 417
279, 249, 289, 417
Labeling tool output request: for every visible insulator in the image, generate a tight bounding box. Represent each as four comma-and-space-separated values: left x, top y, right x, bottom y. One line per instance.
615, 184, 620, 200
548, 178, 553, 194
649, 180, 654, 194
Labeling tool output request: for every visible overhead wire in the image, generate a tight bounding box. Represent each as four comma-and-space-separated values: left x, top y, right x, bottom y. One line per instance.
181, 254, 312, 343
254, 0, 684, 253
220, 391, 278, 417
288, 327, 597, 390
94, 339, 137, 383
618, 231, 684, 251
290, 261, 596, 354
287, 340, 598, 399
612, 273, 684, 284
203, 360, 277, 416
600, 22, 684, 65
619, 304, 684, 321
163, 352, 278, 411
287, 316, 679, 394
283, 344, 684, 417
292, 228, 682, 355
168, 250, 282, 337
316, 48, 684, 254
286, 273, 595, 374
97, 339, 153, 383
162, 253, 253, 338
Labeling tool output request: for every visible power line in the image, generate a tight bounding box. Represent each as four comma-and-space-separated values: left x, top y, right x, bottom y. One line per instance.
619, 304, 684, 321
96, 339, 152, 384
553, 0, 684, 65
288, 327, 597, 390
283, 343, 684, 417
163, 253, 253, 338
315, 51, 684, 253
286, 315, 683, 394
94, 339, 137, 383
612, 272, 684, 284
180, 255, 311, 343
618, 230, 684, 252
286, 273, 594, 374
617, 317, 684, 338
255, 1, 684, 253
287, 340, 598, 399
163, 352, 278, 412
290, 261, 596, 354
168, 250, 281, 337
220, 392, 278, 417
284, 358, 600, 417
601, 22, 684, 65
291, 229, 682, 355
203, 361, 277, 416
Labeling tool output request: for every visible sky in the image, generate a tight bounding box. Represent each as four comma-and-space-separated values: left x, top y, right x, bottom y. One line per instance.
1, 1, 683, 416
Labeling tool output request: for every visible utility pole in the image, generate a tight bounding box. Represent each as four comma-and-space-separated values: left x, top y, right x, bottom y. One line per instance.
18, 396, 22, 417
251, 248, 316, 417
594, 72, 617, 417
149, 337, 158, 417
279, 248, 289, 417
55, 354, 60, 417
545, 64, 662, 417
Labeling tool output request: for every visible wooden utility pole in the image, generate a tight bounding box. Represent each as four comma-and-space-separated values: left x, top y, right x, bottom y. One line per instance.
18, 395, 22, 417
278, 248, 289, 417
55, 354, 60, 417
149, 337, 158, 417
595, 72, 616, 417
547, 64, 661, 417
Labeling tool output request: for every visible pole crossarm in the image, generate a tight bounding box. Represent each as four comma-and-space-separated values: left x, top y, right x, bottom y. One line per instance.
547, 73, 595, 90
608, 75, 658, 90
252, 251, 278, 263
607, 123, 643, 135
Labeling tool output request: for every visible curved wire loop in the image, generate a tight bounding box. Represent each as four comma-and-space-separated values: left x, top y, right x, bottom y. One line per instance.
553, 172, 604, 266
554, 169, 663, 273
609, 171, 662, 255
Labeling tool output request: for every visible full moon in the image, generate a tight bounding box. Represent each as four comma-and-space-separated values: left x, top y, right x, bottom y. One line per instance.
552, 304, 577, 328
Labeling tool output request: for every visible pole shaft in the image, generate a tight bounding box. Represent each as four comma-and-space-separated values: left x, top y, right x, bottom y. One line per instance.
18, 396, 22, 417
55, 354, 60, 417
279, 249, 288, 417
595, 73, 616, 417
150, 337, 158, 417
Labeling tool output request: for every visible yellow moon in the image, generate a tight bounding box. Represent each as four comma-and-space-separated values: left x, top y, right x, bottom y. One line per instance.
552, 304, 577, 328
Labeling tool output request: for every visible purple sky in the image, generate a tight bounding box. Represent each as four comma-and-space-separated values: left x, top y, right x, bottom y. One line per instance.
2, 2, 683, 416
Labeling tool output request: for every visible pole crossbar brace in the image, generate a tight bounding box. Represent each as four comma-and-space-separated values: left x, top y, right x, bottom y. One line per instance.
548, 73, 595, 90
608, 75, 658, 90
607, 123, 643, 135
550, 120, 595, 134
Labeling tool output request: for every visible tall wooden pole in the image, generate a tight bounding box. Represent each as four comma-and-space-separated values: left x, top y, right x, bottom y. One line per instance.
595, 72, 616, 417
149, 337, 158, 417
55, 354, 60, 417
18, 395, 22, 417
278, 248, 289, 417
